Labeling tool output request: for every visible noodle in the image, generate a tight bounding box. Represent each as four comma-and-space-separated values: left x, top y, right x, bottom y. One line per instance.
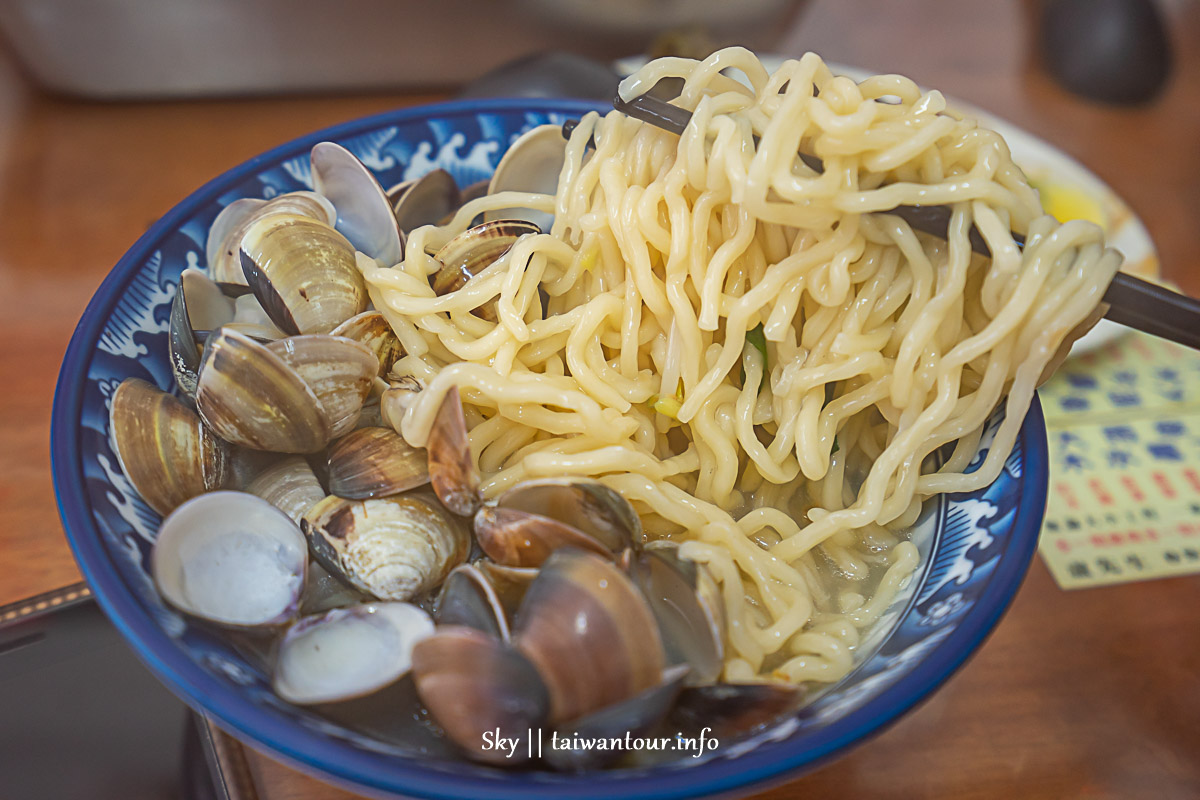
360, 49, 1121, 683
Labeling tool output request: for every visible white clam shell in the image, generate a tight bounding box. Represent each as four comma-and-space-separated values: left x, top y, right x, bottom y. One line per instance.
151, 491, 307, 628
274, 602, 434, 704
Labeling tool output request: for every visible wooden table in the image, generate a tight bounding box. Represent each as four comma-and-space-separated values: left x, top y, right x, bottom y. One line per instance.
1, 1, 1197, 797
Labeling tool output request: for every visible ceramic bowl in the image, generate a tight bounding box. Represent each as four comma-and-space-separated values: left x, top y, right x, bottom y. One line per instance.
51, 98, 1046, 799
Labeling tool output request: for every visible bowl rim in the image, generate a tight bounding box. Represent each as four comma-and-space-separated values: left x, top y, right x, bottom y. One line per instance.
50, 97, 1048, 800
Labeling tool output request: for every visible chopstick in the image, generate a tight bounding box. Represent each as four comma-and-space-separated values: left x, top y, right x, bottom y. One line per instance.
594, 92, 1200, 352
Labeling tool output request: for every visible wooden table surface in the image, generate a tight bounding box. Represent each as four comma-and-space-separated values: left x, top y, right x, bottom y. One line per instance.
1, 1, 1198, 798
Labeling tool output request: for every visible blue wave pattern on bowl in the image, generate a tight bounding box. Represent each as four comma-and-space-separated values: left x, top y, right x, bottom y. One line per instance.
53, 99, 1046, 800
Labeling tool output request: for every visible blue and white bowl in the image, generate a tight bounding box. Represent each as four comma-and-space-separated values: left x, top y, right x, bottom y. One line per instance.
50, 99, 1047, 800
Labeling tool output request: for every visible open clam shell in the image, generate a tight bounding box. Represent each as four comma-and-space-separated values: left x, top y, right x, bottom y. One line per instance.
474, 561, 538, 619
430, 219, 540, 308
273, 602, 434, 705
267, 335, 378, 439
484, 124, 567, 231
627, 546, 725, 685
151, 491, 307, 629
497, 478, 641, 553
473, 505, 611, 568
330, 311, 403, 377
411, 625, 549, 764
195, 328, 331, 453
514, 548, 665, 724
207, 192, 336, 287
326, 426, 430, 500
301, 495, 470, 602
435, 563, 510, 641
109, 378, 228, 516
426, 387, 481, 516
239, 212, 367, 336
391, 168, 460, 234
310, 141, 404, 266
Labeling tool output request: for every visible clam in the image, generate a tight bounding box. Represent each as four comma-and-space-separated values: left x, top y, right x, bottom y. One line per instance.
391, 169, 460, 234
330, 311, 403, 377
473, 505, 611, 568
426, 387, 481, 516
435, 563, 510, 641
239, 212, 367, 335
474, 561, 538, 619
514, 548, 665, 724
109, 377, 228, 516
310, 141, 404, 265
267, 335, 378, 438
544, 664, 689, 772
245, 456, 327, 524
170, 270, 287, 400
206, 192, 336, 287
485, 124, 567, 231
411, 625, 549, 764
195, 328, 331, 453
151, 491, 306, 628
273, 602, 434, 704
302, 495, 470, 602
430, 219, 541, 317
627, 546, 725, 685
326, 426, 429, 499
169, 268, 236, 399
496, 478, 641, 552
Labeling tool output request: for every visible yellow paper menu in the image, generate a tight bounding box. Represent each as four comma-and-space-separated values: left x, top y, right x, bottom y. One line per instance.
1037, 331, 1200, 589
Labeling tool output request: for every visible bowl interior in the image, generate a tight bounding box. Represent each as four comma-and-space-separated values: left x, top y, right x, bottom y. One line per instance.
51, 98, 1047, 800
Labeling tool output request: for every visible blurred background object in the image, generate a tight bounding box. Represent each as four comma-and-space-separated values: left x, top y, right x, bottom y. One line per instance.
0, 0, 805, 98
1036, 0, 1173, 104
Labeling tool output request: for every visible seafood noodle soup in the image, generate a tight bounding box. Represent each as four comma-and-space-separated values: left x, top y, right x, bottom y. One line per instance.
108, 48, 1116, 768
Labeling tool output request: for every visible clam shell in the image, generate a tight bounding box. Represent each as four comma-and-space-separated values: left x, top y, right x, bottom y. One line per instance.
274, 602, 434, 705
207, 192, 337, 287
310, 141, 404, 265
497, 478, 641, 553
110, 377, 228, 516
326, 426, 429, 500
426, 387, 481, 516
514, 548, 665, 724
431, 218, 540, 297
627, 547, 724, 685
474, 560, 538, 619
391, 168, 460, 234
195, 328, 331, 453
152, 491, 307, 628
169, 268, 237, 399
245, 456, 327, 524
473, 505, 610, 568
330, 311, 403, 377
485, 124, 566, 230
267, 334, 378, 439
411, 625, 549, 764
239, 212, 367, 335
301, 495, 470, 601
435, 563, 510, 641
